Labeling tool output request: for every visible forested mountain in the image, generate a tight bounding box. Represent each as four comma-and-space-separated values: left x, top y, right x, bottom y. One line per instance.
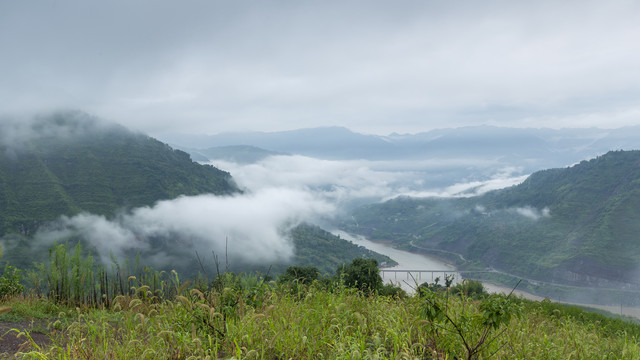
162, 125, 640, 166
0, 112, 391, 276
0, 112, 238, 236
343, 150, 640, 288
287, 224, 394, 275
161, 126, 392, 160
165, 125, 640, 192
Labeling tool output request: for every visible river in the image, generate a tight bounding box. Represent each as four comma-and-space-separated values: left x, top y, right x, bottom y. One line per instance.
334, 230, 459, 291
335, 230, 528, 296
334, 230, 640, 319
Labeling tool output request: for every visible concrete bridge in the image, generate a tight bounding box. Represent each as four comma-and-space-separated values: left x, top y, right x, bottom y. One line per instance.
379, 269, 494, 282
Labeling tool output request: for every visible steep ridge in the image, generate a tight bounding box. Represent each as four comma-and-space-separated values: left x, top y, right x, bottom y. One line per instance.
344, 150, 640, 287
0, 112, 391, 276
0, 111, 238, 236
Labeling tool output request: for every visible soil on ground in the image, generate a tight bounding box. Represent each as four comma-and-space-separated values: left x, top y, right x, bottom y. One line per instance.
0, 320, 53, 358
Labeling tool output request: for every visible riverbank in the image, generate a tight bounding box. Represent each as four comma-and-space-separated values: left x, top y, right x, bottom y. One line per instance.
483, 282, 640, 319
335, 230, 640, 320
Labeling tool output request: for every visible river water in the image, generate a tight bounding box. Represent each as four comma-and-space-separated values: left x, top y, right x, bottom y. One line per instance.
334, 230, 459, 292
333, 230, 640, 319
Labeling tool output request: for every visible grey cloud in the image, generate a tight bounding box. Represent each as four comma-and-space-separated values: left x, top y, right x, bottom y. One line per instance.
124, 190, 332, 262
0, 111, 118, 150
35, 213, 145, 263
1, 1, 639, 135
389, 170, 529, 199
31, 151, 530, 266
211, 154, 528, 205
513, 206, 551, 221
214, 156, 404, 203
35, 188, 333, 266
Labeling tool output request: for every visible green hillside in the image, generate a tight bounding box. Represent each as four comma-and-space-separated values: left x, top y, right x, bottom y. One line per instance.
0, 112, 238, 236
344, 150, 640, 288
0, 112, 392, 277
287, 224, 395, 275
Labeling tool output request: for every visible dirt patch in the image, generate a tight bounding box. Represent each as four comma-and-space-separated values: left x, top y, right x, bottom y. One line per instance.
0, 320, 53, 357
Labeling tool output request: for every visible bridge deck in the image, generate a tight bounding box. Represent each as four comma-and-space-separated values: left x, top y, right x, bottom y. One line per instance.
379, 269, 493, 273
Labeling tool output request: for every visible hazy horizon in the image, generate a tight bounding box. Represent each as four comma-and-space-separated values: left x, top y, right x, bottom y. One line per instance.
154, 122, 640, 138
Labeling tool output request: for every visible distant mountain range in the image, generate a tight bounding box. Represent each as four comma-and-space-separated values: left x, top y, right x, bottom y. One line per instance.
6, 113, 640, 285
342, 150, 640, 289
160, 125, 640, 166
160, 127, 389, 160
161, 125, 640, 192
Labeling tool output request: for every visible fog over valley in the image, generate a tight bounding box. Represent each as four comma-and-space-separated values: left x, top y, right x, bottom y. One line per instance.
21, 135, 530, 269
2, 115, 639, 278
33, 189, 332, 267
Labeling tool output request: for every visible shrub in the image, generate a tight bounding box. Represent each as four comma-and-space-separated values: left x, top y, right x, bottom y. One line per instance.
336, 258, 383, 293
0, 264, 25, 300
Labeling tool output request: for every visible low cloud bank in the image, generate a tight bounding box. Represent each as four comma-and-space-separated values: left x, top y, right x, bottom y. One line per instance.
386, 171, 528, 199
212, 155, 528, 204
471, 205, 551, 220
212, 156, 406, 206
513, 206, 551, 220
36, 188, 333, 266
33, 153, 528, 267
0, 111, 115, 150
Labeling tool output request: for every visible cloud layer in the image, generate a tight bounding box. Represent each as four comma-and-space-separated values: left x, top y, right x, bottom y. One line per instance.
1, 1, 639, 135
212, 155, 528, 203
31, 152, 526, 266
0, 111, 115, 151
514, 206, 551, 221
36, 189, 333, 266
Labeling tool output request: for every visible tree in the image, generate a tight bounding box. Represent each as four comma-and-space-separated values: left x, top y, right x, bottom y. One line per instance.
337, 258, 382, 293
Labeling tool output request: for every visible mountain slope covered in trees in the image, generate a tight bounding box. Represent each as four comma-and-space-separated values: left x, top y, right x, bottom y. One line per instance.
343, 150, 640, 288
287, 224, 394, 275
0, 112, 238, 236
0, 112, 392, 277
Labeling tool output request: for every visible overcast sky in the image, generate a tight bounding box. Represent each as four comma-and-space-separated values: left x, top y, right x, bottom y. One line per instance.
2, 1, 639, 135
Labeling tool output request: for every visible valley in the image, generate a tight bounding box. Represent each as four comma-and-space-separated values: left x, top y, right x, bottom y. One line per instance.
4, 2, 640, 356
341, 229, 640, 319
340, 150, 640, 294
4, 114, 640, 306
2, 113, 640, 358
168, 125, 640, 308
0, 113, 394, 278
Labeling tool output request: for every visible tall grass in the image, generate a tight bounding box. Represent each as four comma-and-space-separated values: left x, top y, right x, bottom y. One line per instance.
29, 243, 174, 308
3, 244, 640, 359
8, 280, 640, 359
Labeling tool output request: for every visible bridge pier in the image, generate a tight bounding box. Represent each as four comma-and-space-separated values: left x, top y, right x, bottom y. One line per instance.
379, 269, 492, 285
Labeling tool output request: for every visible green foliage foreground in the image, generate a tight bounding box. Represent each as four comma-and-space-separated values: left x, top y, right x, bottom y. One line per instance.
1, 247, 640, 359
1, 280, 640, 359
